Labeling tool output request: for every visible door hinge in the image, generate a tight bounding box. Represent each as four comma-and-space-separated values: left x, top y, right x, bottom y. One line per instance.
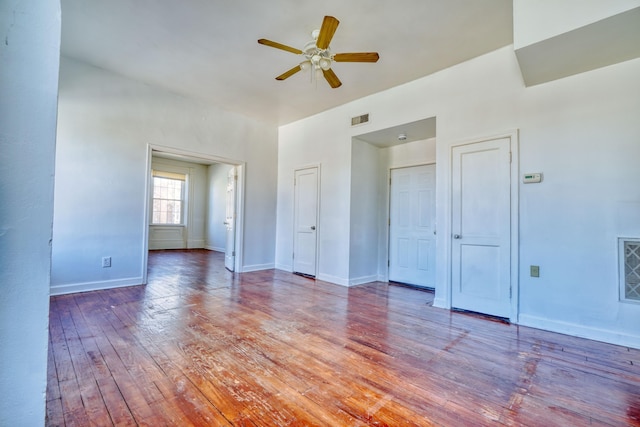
508, 151, 512, 163
292, 252, 295, 259
388, 218, 391, 226
509, 286, 512, 298
232, 251, 235, 257
387, 260, 390, 267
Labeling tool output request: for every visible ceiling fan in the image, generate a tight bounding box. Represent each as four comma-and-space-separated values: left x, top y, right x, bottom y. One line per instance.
258, 16, 380, 88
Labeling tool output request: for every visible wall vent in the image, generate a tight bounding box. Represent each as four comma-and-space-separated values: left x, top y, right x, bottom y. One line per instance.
620, 238, 640, 303
351, 113, 370, 127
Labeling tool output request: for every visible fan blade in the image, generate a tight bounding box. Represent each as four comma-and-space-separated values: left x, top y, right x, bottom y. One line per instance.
333, 52, 380, 63
276, 65, 302, 81
258, 39, 303, 55
316, 16, 339, 50
322, 68, 342, 88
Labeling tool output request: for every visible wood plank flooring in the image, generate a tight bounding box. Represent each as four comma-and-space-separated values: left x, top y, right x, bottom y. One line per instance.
46, 249, 640, 426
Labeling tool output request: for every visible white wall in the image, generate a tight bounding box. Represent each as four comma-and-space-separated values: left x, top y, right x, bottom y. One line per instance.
276, 46, 640, 348
0, 1, 60, 424
206, 163, 233, 251
513, 1, 640, 87
348, 139, 380, 285
276, 120, 353, 283
52, 58, 278, 295
516, 59, 640, 344
385, 138, 437, 169
513, 0, 640, 48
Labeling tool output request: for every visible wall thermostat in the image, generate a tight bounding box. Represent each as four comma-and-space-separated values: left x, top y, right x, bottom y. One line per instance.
523, 173, 542, 184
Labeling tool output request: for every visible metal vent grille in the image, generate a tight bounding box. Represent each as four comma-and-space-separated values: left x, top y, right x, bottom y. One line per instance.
351, 113, 369, 126
621, 239, 640, 302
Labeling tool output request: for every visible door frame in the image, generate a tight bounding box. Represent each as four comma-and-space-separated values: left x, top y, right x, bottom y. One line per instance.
142, 143, 245, 283
224, 166, 237, 272
443, 130, 519, 322
292, 163, 321, 277
387, 162, 437, 287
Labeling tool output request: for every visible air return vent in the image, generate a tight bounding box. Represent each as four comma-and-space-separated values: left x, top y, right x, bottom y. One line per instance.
620, 238, 640, 303
351, 113, 370, 127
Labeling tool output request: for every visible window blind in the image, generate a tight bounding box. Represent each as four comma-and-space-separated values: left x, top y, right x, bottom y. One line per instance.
152, 170, 186, 181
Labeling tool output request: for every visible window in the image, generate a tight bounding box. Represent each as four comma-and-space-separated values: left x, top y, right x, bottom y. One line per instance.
620, 238, 640, 303
152, 170, 186, 225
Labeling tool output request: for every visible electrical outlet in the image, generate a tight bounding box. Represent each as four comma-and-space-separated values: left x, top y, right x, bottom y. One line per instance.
102, 256, 112, 268
530, 265, 539, 278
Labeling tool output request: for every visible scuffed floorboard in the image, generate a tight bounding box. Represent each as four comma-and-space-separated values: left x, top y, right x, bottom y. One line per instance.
46, 249, 640, 426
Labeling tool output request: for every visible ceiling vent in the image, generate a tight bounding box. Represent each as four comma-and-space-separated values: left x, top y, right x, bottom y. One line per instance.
351, 113, 370, 127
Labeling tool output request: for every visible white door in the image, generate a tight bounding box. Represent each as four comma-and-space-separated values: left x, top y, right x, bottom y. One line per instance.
451, 138, 511, 318
389, 165, 436, 287
293, 167, 319, 277
224, 166, 236, 271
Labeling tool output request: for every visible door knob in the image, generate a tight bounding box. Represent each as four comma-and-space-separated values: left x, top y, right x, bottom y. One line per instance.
310, 226, 316, 230
453, 234, 461, 239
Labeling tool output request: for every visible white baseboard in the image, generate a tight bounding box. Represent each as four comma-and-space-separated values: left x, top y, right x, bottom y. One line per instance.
518, 314, 640, 349
276, 269, 368, 287
50, 277, 144, 296
349, 275, 378, 286
148, 240, 185, 250
205, 246, 225, 252
275, 263, 292, 272
242, 263, 275, 273
316, 273, 349, 287
187, 239, 206, 249
433, 297, 449, 309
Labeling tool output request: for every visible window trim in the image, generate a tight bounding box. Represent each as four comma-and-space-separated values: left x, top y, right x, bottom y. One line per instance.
151, 169, 187, 226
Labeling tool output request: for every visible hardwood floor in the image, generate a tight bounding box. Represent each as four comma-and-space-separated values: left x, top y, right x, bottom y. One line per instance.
47, 249, 640, 426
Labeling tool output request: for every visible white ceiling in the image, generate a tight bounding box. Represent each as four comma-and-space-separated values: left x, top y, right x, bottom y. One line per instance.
61, 0, 513, 126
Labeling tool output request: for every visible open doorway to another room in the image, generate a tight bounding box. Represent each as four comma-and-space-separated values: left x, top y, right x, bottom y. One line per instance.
350, 117, 437, 289
143, 145, 244, 282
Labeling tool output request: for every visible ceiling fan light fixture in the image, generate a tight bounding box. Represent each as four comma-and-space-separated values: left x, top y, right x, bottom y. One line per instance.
319, 57, 331, 70
300, 60, 311, 71
258, 15, 379, 89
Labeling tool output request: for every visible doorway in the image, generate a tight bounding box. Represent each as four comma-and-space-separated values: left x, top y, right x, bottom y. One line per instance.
388, 164, 436, 288
450, 134, 518, 319
293, 166, 319, 277
224, 166, 237, 271
352, 116, 437, 287
142, 144, 245, 283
